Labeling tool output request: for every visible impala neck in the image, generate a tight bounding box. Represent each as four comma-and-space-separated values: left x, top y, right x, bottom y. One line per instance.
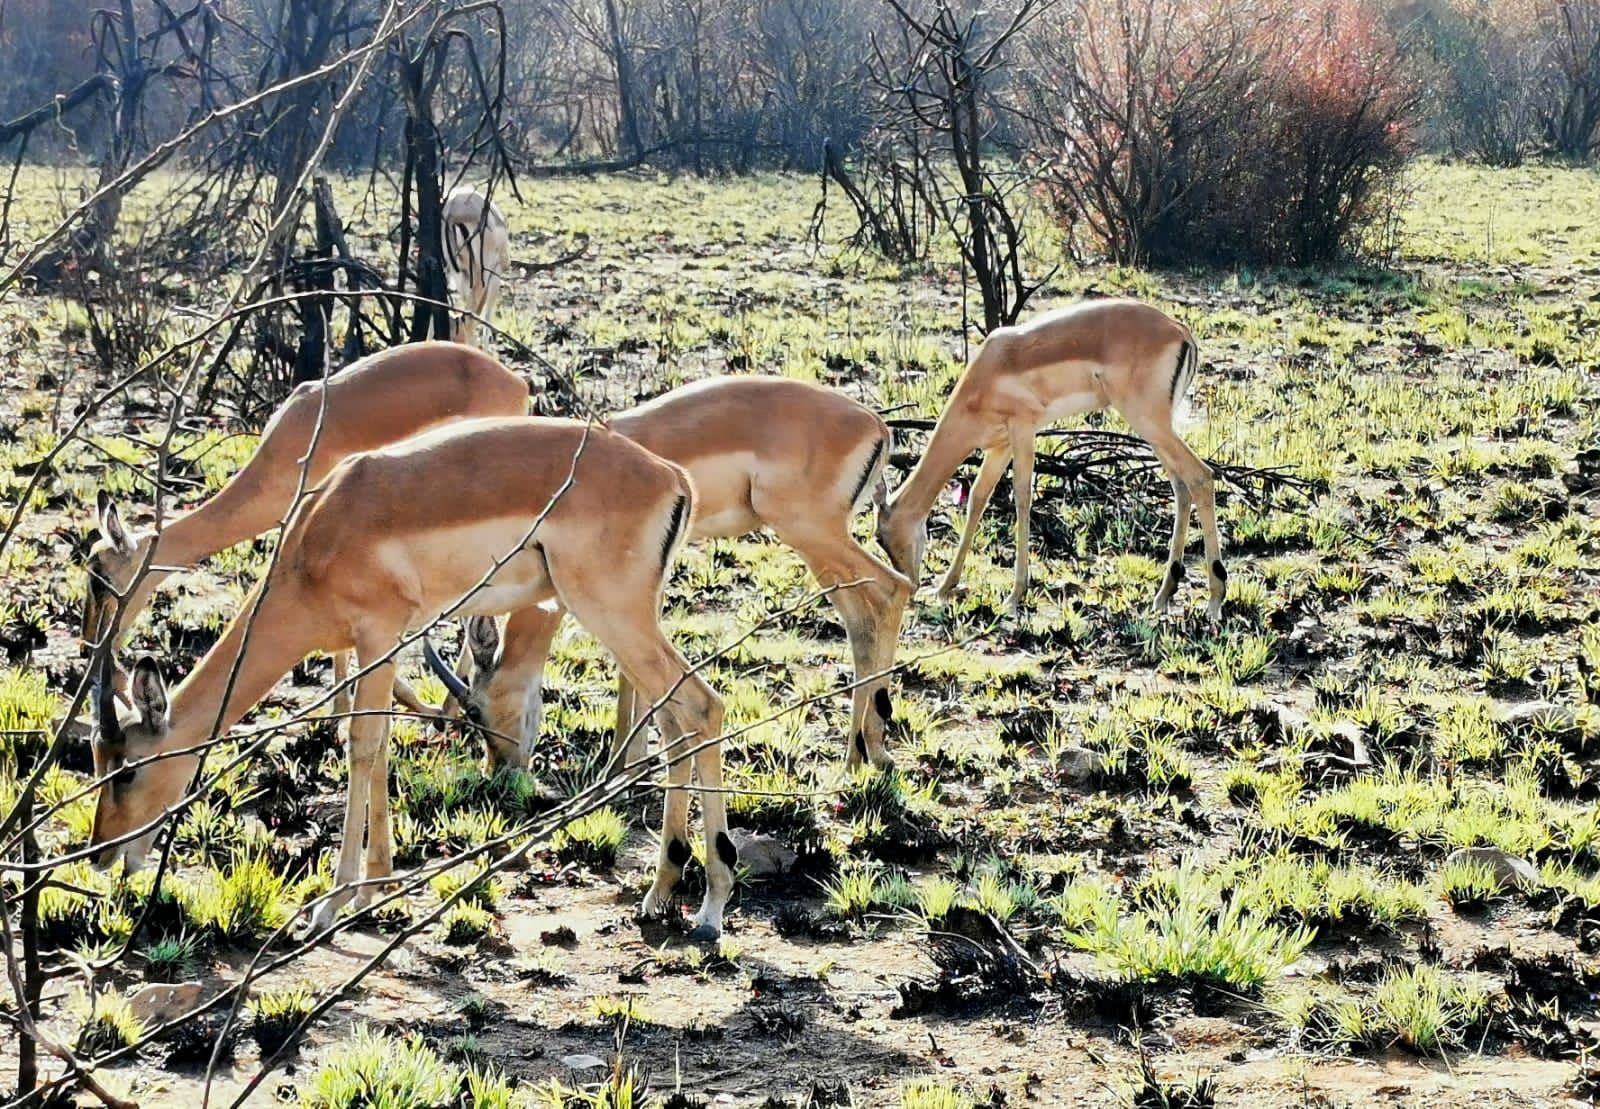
142, 466, 285, 570
887, 406, 980, 525
156, 580, 319, 758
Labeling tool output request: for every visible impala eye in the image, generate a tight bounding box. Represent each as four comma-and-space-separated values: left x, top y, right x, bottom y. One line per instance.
112, 763, 136, 789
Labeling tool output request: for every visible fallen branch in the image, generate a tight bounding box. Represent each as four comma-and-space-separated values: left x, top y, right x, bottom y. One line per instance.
885, 420, 1324, 509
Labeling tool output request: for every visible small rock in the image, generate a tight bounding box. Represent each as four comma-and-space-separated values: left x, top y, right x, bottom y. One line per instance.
1322, 722, 1372, 770
728, 829, 796, 878
1445, 847, 1542, 893
1055, 745, 1108, 783
561, 1054, 606, 1071
126, 981, 207, 1026
1498, 701, 1586, 734
1282, 954, 1329, 979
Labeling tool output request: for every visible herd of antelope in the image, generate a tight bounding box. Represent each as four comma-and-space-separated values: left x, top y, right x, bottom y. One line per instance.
82, 188, 1225, 940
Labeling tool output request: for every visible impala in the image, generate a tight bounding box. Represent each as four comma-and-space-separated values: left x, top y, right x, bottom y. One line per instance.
426, 376, 912, 772
876, 299, 1226, 619
91, 417, 737, 939
442, 186, 509, 347
84, 341, 530, 717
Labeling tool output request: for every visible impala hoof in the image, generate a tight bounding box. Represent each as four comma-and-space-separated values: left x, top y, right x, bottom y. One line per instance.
687, 923, 721, 942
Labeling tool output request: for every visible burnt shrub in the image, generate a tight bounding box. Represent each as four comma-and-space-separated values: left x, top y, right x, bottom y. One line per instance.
1020, 0, 1418, 266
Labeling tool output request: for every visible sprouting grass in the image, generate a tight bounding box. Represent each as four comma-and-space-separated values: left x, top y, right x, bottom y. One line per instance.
1438, 856, 1505, 911
141, 931, 199, 982
1274, 964, 1492, 1056
900, 1080, 975, 1109
180, 850, 295, 944
430, 865, 505, 912
1369, 964, 1491, 1054
300, 1026, 513, 1109
916, 875, 962, 924
1223, 854, 1429, 931
77, 992, 146, 1058
250, 984, 315, 1055
439, 902, 496, 947
1065, 861, 1313, 994
552, 806, 628, 870
824, 865, 881, 922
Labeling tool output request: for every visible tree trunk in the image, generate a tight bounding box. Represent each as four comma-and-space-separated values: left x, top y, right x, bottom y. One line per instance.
604, 0, 644, 158
402, 46, 450, 343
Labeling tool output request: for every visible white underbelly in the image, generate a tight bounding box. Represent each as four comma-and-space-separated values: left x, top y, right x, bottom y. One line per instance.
389, 525, 556, 628
1039, 390, 1103, 424
691, 506, 762, 540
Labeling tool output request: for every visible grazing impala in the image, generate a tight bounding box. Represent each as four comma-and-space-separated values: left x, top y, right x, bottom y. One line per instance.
91, 417, 737, 939
876, 299, 1226, 619
442, 186, 509, 347
84, 342, 530, 717
426, 377, 912, 772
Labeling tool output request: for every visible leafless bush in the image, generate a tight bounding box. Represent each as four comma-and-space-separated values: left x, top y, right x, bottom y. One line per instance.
826, 0, 1052, 334
1408, 1, 1544, 165
1021, 0, 1418, 266
1533, 0, 1600, 159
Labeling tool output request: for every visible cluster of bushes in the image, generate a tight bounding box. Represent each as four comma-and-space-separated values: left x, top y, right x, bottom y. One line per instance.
1019, 0, 1417, 266
5, 0, 1598, 269
1412, 0, 1600, 166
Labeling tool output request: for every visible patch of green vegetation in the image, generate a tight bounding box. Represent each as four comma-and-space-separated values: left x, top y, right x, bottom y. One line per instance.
552, 806, 628, 870
439, 902, 495, 947
1277, 964, 1491, 1055
180, 849, 296, 944
299, 1025, 517, 1108
900, 1080, 976, 1109
77, 992, 146, 1058
251, 984, 314, 1055
1066, 861, 1314, 994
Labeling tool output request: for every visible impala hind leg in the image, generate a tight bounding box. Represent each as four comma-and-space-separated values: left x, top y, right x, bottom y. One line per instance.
935, 444, 1011, 602
1134, 418, 1225, 621
558, 585, 732, 938
308, 656, 394, 934
774, 520, 910, 771
479, 272, 502, 346
1004, 423, 1037, 616
1151, 476, 1193, 614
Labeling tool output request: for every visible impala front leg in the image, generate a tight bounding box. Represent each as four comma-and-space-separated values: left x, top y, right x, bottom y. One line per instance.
331, 650, 352, 720
935, 445, 1011, 602
361, 696, 396, 906
1004, 423, 1036, 616
612, 673, 648, 773
308, 658, 393, 934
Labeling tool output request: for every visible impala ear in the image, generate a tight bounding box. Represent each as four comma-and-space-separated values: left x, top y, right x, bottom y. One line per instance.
466, 616, 500, 673
129, 656, 168, 732
96, 491, 133, 552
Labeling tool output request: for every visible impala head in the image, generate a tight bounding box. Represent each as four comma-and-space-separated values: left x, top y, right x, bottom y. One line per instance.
83, 492, 152, 649
423, 617, 529, 771
874, 490, 926, 588
89, 653, 190, 872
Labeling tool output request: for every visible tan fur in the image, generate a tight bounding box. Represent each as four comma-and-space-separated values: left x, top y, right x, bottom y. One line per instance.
459, 377, 912, 771
90, 417, 737, 938
83, 342, 529, 717
877, 299, 1226, 618
442, 186, 509, 347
